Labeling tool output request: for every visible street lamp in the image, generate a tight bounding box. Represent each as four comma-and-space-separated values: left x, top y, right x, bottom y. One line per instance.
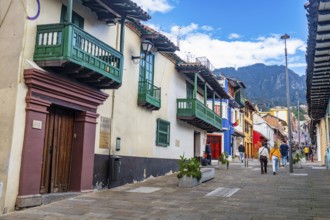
281, 33, 293, 173
297, 91, 300, 147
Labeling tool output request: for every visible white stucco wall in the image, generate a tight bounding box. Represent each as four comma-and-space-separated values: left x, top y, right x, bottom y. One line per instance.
96, 25, 205, 160
0, 0, 126, 212
0, 0, 209, 212
253, 113, 275, 147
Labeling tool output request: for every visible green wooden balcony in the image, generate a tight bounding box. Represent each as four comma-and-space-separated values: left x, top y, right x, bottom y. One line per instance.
235, 91, 245, 107
138, 81, 161, 110
33, 23, 123, 89
177, 99, 222, 132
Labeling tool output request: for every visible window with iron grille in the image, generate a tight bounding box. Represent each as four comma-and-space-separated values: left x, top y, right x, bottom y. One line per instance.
156, 119, 170, 147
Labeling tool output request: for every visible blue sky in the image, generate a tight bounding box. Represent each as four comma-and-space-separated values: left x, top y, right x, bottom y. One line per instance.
133, 0, 308, 76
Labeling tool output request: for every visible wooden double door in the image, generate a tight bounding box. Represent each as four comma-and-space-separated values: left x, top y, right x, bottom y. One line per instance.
40, 106, 75, 194
207, 135, 222, 159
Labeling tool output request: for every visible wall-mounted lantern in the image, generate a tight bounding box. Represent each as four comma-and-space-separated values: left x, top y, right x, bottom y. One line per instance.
131, 40, 153, 64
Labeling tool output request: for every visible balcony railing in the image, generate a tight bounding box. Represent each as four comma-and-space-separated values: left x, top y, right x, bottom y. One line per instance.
33, 23, 123, 89
138, 81, 161, 110
177, 98, 222, 132
235, 92, 245, 107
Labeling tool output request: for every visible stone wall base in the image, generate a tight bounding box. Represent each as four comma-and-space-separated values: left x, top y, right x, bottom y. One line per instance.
16, 194, 42, 209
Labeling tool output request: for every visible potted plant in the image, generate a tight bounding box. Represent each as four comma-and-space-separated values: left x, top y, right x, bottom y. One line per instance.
292, 152, 303, 168
218, 151, 229, 169
177, 154, 202, 187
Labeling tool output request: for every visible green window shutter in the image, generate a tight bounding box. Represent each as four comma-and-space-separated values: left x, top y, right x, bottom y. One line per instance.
61, 5, 84, 28
156, 119, 170, 147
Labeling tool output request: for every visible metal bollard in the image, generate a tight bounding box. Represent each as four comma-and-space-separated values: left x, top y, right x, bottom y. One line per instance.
327, 147, 330, 169
244, 158, 248, 167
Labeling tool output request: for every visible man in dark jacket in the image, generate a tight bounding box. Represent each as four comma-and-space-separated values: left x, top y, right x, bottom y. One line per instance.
238, 143, 245, 163
279, 140, 289, 167
205, 142, 212, 165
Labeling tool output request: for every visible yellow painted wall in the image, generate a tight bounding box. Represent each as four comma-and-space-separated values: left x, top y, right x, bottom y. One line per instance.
270, 108, 288, 124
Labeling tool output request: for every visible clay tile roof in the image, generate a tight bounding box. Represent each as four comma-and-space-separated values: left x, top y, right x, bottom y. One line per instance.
176, 63, 231, 99
81, 0, 151, 24
127, 21, 179, 53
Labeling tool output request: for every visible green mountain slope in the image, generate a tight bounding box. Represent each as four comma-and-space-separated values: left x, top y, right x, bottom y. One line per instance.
214, 63, 306, 110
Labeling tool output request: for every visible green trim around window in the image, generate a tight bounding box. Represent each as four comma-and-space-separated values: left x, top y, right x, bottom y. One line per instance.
156, 119, 170, 147
61, 5, 84, 28
139, 52, 155, 83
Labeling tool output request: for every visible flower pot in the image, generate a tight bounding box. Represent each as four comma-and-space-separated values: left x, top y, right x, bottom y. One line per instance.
178, 175, 199, 188
293, 161, 302, 169
218, 161, 229, 169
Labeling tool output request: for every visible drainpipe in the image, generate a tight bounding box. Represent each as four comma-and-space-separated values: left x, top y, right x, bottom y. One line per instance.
193, 73, 197, 99
108, 17, 126, 188
212, 92, 215, 112
119, 17, 126, 53
204, 83, 207, 105
110, 17, 126, 156
67, 0, 73, 23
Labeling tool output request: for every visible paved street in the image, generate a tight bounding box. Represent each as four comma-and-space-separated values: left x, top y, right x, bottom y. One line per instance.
1, 160, 330, 220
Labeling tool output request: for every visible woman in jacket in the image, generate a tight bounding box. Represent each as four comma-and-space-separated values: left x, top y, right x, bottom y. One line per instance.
258, 142, 270, 174
270, 145, 281, 175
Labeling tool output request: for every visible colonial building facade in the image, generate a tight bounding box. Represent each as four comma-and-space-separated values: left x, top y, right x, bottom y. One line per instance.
0, 0, 229, 213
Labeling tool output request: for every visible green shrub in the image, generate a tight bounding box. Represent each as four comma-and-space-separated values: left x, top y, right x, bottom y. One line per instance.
292, 152, 303, 164
219, 152, 229, 169
177, 154, 201, 180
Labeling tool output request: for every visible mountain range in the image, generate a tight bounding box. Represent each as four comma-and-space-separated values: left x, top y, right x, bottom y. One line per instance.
214, 63, 306, 111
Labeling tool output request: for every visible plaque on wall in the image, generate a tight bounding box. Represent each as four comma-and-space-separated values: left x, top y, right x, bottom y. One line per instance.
99, 117, 111, 149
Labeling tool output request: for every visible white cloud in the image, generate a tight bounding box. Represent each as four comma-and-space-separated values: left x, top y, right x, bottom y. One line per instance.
201, 25, 214, 31
228, 33, 241, 39
170, 23, 199, 36
132, 0, 173, 13
158, 23, 307, 75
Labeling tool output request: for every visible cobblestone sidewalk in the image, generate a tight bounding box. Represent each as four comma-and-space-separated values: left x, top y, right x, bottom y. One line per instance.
1, 160, 329, 220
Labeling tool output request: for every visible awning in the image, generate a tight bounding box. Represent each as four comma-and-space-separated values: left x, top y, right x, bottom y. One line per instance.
306, 0, 330, 119
253, 130, 269, 141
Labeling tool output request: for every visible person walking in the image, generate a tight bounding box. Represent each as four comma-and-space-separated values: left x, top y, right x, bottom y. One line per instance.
205, 142, 212, 165
270, 145, 281, 175
279, 140, 289, 167
258, 142, 269, 174
309, 146, 314, 162
238, 142, 245, 163
304, 146, 310, 160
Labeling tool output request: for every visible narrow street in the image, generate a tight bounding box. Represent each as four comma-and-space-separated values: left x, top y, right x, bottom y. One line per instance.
1, 160, 329, 220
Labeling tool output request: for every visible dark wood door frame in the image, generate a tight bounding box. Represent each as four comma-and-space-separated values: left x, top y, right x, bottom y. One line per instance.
17, 68, 108, 209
